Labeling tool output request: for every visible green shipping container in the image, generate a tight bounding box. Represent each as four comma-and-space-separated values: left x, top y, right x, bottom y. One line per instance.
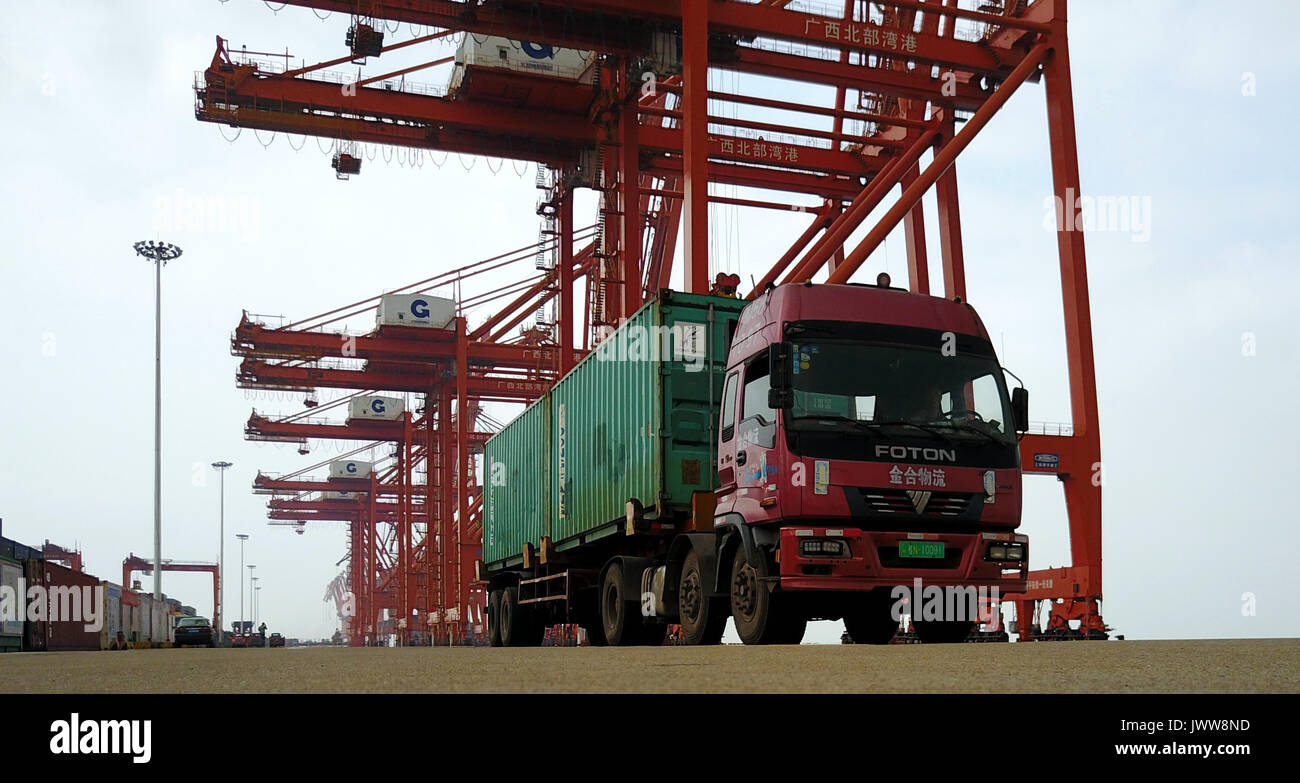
484, 292, 746, 567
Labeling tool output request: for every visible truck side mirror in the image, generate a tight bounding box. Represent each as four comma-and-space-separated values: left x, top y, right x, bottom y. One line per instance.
1011, 387, 1029, 432
767, 342, 794, 409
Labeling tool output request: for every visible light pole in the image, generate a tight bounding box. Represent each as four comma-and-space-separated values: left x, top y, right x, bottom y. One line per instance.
134, 240, 182, 601
255, 585, 263, 646
247, 565, 256, 634
251, 576, 260, 627
211, 461, 232, 642
236, 534, 248, 635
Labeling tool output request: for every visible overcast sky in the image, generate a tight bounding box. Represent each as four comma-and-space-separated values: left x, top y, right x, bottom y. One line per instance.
1, 1, 1296, 644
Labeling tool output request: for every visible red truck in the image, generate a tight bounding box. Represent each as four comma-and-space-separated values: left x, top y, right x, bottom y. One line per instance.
482, 279, 1029, 645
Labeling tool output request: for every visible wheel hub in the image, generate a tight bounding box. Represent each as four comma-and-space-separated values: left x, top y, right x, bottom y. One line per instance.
732, 565, 757, 618
681, 572, 701, 622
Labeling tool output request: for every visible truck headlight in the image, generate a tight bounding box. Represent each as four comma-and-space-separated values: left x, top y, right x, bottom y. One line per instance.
800, 539, 848, 558
985, 542, 1024, 562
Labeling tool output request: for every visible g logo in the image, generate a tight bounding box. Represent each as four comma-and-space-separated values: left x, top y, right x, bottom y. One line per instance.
520, 42, 554, 59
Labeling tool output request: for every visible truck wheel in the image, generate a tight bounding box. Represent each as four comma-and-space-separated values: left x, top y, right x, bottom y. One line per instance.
678, 550, 726, 645
844, 591, 898, 645
729, 547, 798, 644
600, 563, 643, 646
500, 586, 541, 647
487, 590, 503, 647
913, 620, 974, 644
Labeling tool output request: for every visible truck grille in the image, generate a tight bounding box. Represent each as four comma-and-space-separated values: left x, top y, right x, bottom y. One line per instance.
854, 489, 975, 517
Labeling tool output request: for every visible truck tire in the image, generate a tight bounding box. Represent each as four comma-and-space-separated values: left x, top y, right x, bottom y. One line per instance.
600, 562, 643, 646
843, 590, 898, 645
729, 547, 799, 645
678, 550, 727, 645
913, 619, 974, 644
487, 590, 503, 647
500, 586, 542, 647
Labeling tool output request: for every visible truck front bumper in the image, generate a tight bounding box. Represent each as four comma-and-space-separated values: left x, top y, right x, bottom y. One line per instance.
775, 526, 1028, 594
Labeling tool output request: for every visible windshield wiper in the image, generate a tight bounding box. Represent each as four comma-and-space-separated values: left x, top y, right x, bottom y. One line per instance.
944, 419, 1011, 446
865, 419, 957, 440
796, 415, 952, 441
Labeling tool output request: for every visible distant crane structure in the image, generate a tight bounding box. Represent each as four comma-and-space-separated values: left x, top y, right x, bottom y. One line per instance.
42, 540, 84, 573
122, 554, 221, 634
197, 0, 1106, 642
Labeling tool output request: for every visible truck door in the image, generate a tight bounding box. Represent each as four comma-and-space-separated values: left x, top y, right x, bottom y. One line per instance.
716, 370, 740, 496
735, 351, 780, 515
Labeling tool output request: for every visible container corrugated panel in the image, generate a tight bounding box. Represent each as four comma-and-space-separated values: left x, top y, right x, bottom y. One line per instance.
483, 394, 550, 564
1, 556, 23, 651
483, 292, 745, 567
121, 600, 138, 644
549, 299, 663, 548
22, 559, 46, 651
100, 582, 123, 649
43, 561, 100, 651
136, 594, 154, 643
152, 600, 170, 644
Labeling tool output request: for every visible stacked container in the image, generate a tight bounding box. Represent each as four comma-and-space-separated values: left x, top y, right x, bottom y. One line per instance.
99, 582, 124, 650
121, 588, 139, 645
41, 561, 100, 651
0, 537, 27, 652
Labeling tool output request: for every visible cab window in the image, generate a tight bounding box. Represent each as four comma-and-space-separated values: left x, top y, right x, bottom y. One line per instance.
720, 372, 739, 442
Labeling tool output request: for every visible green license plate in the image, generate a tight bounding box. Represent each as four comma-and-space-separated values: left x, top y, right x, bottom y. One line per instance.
898, 540, 945, 559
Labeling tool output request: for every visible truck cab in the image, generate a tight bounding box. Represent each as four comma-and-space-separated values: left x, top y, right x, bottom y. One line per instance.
699, 280, 1030, 645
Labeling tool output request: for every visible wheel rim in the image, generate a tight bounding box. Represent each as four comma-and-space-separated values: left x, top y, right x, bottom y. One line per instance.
680, 570, 702, 624
732, 563, 757, 620
604, 582, 620, 630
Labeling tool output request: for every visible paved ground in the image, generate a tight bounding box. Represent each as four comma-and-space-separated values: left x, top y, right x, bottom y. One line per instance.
2, 639, 1295, 693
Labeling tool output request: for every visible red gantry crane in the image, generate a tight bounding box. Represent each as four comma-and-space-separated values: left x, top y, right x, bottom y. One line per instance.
43, 541, 84, 573
197, 0, 1106, 642
122, 554, 221, 634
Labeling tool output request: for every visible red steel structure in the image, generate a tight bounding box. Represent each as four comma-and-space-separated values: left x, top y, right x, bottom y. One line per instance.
42, 540, 84, 573
122, 554, 221, 633
196, 0, 1105, 641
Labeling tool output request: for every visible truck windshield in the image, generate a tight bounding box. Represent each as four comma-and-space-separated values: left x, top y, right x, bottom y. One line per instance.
789, 340, 1016, 444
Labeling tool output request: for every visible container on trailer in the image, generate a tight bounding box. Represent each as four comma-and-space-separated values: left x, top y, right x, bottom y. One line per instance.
181, 605, 196, 617
1, 555, 23, 652
21, 559, 46, 651
42, 561, 100, 651
375, 294, 456, 328
484, 292, 745, 566
347, 395, 405, 421
329, 460, 372, 479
